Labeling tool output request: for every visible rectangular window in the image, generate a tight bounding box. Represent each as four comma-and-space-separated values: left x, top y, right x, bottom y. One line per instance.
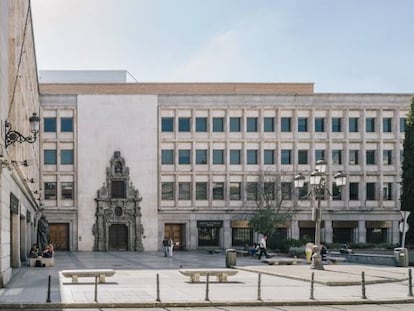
44, 117, 57, 132
61, 149, 74, 165
161, 182, 174, 200
61, 117, 73, 132
213, 149, 224, 164
212, 182, 224, 200
196, 182, 207, 200
111, 180, 126, 198
195, 149, 208, 164
281, 149, 292, 164
298, 150, 308, 165
178, 117, 191, 132
161, 150, 174, 164
366, 182, 376, 200
264, 117, 274, 132
298, 117, 308, 132
315, 149, 325, 161
247, 149, 258, 164
298, 182, 309, 199
400, 118, 406, 132
383, 150, 392, 165
179, 182, 191, 200
44, 150, 57, 164
281, 117, 291, 132
61, 182, 73, 200
246, 117, 258, 132
281, 182, 292, 200
383, 117, 392, 132
349, 150, 359, 165
195, 117, 207, 132
332, 150, 342, 165
366, 117, 376, 132
349, 117, 359, 132
212, 117, 224, 132
161, 117, 174, 132
315, 117, 325, 132
264, 149, 274, 164
366, 150, 376, 165
332, 183, 341, 201
230, 117, 241, 132
230, 149, 241, 164
44, 182, 57, 200
179, 150, 191, 164
264, 182, 275, 200
332, 117, 342, 132
246, 182, 257, 200
229, 182, 241, 200
349, 182, 359, 200
383, 183, 392, 200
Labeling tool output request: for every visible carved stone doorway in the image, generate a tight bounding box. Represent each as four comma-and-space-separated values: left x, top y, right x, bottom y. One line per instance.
94, 151, 144, 251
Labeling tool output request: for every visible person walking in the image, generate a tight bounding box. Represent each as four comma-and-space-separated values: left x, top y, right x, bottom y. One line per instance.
257, 234, 270, 259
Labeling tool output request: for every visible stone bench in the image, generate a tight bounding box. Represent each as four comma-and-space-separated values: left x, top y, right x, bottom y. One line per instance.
61, 269, 116, 283
179, 268, 239, 282
29, 257, 54, 267
261, 258, 303, 265
326, 256, 347, 264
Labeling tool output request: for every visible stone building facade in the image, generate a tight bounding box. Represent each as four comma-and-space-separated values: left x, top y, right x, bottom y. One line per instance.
38, 77, 411, 252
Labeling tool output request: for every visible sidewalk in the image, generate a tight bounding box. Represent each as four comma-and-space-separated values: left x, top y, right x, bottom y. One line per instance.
1, 250, 414, 309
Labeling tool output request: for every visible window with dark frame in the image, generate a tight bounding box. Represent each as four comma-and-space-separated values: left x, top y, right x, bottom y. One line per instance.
111, 180, 126, 198
196, 182, 207, 200
44, 150, 57, 164
61, 182, 74, 200
44, 182, 57, 200
161, 182, 174, 200
161, 117, 174, 132
44, 117, 57, 132
61, 117, 73, 132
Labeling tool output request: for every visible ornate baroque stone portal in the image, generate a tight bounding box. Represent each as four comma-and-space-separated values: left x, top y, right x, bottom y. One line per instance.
94, 151, 144, 251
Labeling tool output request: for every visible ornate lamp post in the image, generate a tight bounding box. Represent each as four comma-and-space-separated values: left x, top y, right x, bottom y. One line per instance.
294, 159, 347, 270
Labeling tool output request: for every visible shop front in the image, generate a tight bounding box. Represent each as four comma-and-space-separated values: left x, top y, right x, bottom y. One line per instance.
197, 220, 222, 247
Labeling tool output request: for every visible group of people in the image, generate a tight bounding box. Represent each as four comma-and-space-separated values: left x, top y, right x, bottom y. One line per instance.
29, 243, 54, 258
162, 237, 174, 257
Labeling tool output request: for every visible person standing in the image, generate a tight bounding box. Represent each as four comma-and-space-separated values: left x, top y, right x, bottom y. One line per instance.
257, 234, 270, 259
168, 237, 174, 257
162, 238, 169, 257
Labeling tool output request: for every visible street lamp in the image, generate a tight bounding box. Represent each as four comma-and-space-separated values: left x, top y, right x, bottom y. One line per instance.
5, 112, 40, 148
294, 160, 347, 270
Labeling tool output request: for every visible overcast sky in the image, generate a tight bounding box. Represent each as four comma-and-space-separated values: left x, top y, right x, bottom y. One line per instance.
31, 0, 414, 93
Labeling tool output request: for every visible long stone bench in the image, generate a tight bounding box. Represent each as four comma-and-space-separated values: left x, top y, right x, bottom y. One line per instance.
61, 269, 116, 283
179, 268, 238, 282
326, 256, 346, 264
29, 257, 54, 267
261, 258, 303, 265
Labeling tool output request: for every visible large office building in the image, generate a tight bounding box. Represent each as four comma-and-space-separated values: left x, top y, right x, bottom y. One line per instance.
38, 70, 411, 252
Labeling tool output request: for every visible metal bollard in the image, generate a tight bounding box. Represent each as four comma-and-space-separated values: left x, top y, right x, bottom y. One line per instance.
205, 274, 210, 301
46, 275, 51, 303
310, 272, 315, 300
257, 272, 262, 301
156, 273, 161, 302
94, 275, 98, 302
409, 268, 413, 297
361, 271, 367, 299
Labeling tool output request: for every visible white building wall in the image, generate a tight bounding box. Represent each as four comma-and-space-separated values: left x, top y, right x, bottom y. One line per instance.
77, 95, 158, 251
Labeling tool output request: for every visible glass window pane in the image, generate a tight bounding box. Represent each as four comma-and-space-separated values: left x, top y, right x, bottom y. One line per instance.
400, 118, 406, 132
298, 117, 308, 132
196, 150, 208, 164
366, 150, 376, 165
349, 150, 359, 165
196, 182, 207, 200
230, 182, 241, 200
161, 150, 174, 164
247, 150, 258, 164
179, 182, 191, 200
44, 150, 57, 164
383, 118, 392, 132
61, 182, 73, 200
230, 117, 241, 132
366, 182, 376, 200
213, 117, 224, 132
111, 180, 126, 198
349, 117, 359, 132
230, 150, 241, 164
61, 149, 74, 164
213, 149, 224, 164
213, 182, 224, 200
195, 117, 207, 132
179, 118, 191, 132
61, 117, 73, 132
44, 117, 56, 132
179, 150, 191, 164
332, 117, 342, 132
161, 117, 174, 132
264, 117, 274, 132
315, 149, 325, 161
162, 182, 174, 200
44, 182, 57, 200
349, 182, 359, 200
332, 150, 342, 165
281, 117, 291, 132
298, 150, 308, 164
281, 149, 291, 164
315, 118, 325, 132
281, 182, 292, 200
247, 117, 258, 132
264, 150, 274, 164
246, 182, 257, 200
366, 117, 376, 132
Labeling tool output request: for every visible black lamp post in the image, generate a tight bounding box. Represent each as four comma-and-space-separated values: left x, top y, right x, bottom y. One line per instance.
5, 112, 40, 148
294, 159, 346, 270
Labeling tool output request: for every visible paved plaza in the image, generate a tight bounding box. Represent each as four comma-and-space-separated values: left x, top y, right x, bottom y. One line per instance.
1, 250, 414, 309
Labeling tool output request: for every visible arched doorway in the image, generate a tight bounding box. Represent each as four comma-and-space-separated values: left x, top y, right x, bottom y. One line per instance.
109, 224, 128, 250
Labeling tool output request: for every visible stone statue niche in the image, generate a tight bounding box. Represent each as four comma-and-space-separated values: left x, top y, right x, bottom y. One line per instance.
94, 151, 144, 251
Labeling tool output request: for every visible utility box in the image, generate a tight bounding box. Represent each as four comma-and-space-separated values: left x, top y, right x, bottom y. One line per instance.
225, 248, 237, 268
394, 247, 409, 267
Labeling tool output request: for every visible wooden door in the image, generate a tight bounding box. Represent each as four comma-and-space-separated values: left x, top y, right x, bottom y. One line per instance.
49, 223, 69, 251
164, 224, 184, 249
109, 224, 128, 250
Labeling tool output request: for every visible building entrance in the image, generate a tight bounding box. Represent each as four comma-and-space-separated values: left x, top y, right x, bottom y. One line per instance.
109, 224, 128, 250
49, 223, 69, 250
164, 223, 185, 250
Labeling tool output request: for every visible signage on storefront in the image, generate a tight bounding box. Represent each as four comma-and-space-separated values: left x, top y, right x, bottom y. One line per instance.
197, 220, 223, 228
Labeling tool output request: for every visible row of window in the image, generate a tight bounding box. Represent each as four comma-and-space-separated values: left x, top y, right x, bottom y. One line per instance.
44, 149, 74, 165
44, 117, 74, 132
44, 182, 74, 200
161, 116, 406, 133
161, 181, 394, 201
161, 149, 397, 166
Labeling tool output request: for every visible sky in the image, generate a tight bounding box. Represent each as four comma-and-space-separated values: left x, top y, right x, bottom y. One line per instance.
31, 0, 414, 93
